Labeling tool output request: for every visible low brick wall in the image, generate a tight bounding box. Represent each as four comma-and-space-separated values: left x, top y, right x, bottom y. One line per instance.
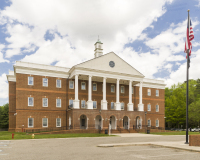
189, 135, 200, 146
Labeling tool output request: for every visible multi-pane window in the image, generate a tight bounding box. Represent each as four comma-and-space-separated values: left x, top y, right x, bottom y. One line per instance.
147, 89, 151, 96
56, 99, 61, 107
81, 82, 86, 90
132, 87, 134, 94
111, 85, 115, 93
121, 86, 125, 93
43, 78, 48, 87
93, 83, 97, 91
28, 77, 33, 85
28, 118, 34, 128
147, 120, 151, 127
156, 105, 159, 112
69, 81, 74, 89
56, 79, 61, 88
111, 102, 114, 109
81, 100, 86, 108
93, 101, 97, 109
121, 102, 124, 110
156, 90, 159, 96
28, 97, 34, 106
156, 120, 159, 127
56, 118, 61, 127
69, 99, 73, 108
43, 98, 48, 107
147, 104, 151, 111
42, 118, 48, 127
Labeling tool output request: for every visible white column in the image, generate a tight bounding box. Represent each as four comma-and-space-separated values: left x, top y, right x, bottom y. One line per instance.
87, 75, 93, 109
115, 79, 121, 110
138, 81, 144, 111
73, 74, 80, 109
101, 77, 107, 110
127, 80, 133, 111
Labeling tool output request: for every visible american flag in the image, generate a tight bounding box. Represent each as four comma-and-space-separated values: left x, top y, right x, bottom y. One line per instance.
184, 18, 194, 57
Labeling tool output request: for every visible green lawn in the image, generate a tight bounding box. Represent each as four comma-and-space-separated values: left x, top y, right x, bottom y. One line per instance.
0, 131, 113, 140
150, 131, 200, 135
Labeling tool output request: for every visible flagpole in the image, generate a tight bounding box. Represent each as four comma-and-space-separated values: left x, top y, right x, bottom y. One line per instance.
185, 9, 190, 144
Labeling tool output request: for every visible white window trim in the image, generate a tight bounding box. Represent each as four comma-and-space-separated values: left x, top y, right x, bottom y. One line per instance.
147, 119, 151, 127
42, 118, 48, 127
156, 90, 159, 97
81, 82, 86, 90
28, 97, 34, 106
111, 85, 115, 93
147, 104, 151, 111
28, 118, 34, 128
93, 101, 97, 109
156, 120, 159, 127
69, 81, 74, 89
43, 98, 48, 107
111, 102, 114, 110
56, 98, 61, 108
56, 118, 61, 127
121, 86, 125, 93
147, 89, 151, 96
81, 100, 86, 108
43, 78, 48, 87
56, 79, 61, 88
156, 105, 159, 112
121, 102, 124, 110
93, 83, 97, 91
28, 76, 34, 85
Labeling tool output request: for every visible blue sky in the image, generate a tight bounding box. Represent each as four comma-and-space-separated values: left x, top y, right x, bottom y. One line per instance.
0, 0, 200, 106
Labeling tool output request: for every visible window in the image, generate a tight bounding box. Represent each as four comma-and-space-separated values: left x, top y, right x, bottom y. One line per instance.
147, 89, 151, 96
156, 120, 159, 127
69, 99, 73, 108
111, 102, 114, 109
147, 104, 151, 111
156, 90, 159, 96
56, 118, 61, 127
93, 83, 97, 91
42, 118, 48, 127
69, 81, 74, 89
121, 102, 124, 110
81, 82, 86, 90
43, 78, 48, 87
132, 86, 134, 94
56, 99, 61, 107
43, 98, 48, 107
93, 101, 97, 109
28, 97, 34, 106
147, 120, 151, 127
111, 85, 115, 93
56, 79, 61, 88
156, 105, 159, 112
81, 100, 86, 108
28, 118, 34, 128
28, 77, 33, 85
121, 86, 125, 93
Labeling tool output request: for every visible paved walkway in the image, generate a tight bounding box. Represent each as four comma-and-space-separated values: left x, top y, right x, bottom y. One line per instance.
97, 133, 200, 152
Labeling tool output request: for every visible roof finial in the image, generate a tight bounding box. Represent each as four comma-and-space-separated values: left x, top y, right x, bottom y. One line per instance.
98, 35, 100, 41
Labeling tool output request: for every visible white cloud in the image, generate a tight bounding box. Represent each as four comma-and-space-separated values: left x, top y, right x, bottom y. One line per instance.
0, 44, 9, 63
0, 73, 8, 99
196, 0, 200, 7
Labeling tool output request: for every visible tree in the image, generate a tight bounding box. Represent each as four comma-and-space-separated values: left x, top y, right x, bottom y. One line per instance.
0, 103, 9, 128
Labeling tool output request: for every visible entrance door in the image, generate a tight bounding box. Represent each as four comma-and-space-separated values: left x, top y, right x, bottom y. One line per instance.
123, 116, 129, 129
82, 119, 85, 127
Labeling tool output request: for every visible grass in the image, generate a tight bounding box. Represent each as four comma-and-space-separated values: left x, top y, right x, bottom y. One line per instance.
0, 131, 113, 140
150, 131, 200, 135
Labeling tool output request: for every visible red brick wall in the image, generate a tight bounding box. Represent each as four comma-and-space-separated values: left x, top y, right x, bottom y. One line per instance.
9, 81, 16, 129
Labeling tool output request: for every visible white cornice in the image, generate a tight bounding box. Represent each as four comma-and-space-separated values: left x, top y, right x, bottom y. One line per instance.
135, 78, 166, 89
7, 71, 16, 82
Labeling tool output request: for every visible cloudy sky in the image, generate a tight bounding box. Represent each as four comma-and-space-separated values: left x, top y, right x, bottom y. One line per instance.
0, 0, 200, 105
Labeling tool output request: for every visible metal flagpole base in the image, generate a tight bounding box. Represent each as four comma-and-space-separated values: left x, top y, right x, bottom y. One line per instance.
185, 142, 189, 144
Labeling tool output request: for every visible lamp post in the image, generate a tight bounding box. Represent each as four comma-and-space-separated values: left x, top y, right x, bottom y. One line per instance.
145, 111, 147, 133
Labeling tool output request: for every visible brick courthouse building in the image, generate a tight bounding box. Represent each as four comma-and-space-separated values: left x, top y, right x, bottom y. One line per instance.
7, 40, 166, 132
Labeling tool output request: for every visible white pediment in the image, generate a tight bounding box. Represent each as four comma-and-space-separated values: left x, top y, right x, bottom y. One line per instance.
75, 52, 144, 77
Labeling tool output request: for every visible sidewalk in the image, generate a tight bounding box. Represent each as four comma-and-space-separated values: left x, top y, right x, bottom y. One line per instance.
98, 133, 200, 152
